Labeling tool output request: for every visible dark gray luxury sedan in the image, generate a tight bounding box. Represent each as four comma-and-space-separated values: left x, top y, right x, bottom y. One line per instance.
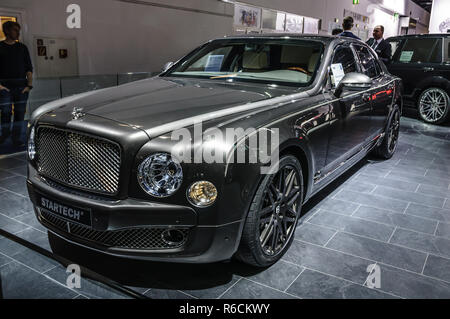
26, 35, 402, 267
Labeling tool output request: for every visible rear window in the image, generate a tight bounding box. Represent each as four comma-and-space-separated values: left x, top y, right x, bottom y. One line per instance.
394, 38, 442, 63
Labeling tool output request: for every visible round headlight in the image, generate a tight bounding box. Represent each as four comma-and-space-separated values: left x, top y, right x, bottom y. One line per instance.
28, 126, 36, 160
187, 181, 218, 207
137, 153, 183, 198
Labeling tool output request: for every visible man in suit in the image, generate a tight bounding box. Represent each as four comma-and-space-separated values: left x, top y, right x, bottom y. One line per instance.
339, 16, 360, 40
366, 25, 392, 64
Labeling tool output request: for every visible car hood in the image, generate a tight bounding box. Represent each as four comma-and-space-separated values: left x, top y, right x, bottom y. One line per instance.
39, 76, 306, 137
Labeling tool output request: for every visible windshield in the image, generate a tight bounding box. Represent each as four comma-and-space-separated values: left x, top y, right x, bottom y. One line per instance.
164, 39, 324, 87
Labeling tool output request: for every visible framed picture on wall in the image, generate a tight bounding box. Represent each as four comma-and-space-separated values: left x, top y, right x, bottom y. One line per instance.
234, 4, 261, 29
304, 17, 320, 34
285, 14, 304, 33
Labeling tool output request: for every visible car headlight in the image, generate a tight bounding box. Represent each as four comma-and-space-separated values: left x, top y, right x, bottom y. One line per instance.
137, 153, 183, 198
28, 126, 36, 160
187, 181, 218, 207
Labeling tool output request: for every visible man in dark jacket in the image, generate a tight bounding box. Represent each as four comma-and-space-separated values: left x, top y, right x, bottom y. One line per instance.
339, 16, 360, 40
0, 21, 33, 146
366, 25, 392, 64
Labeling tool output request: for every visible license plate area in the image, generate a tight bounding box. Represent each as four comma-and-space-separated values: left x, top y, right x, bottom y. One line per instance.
37, 194, 92, 227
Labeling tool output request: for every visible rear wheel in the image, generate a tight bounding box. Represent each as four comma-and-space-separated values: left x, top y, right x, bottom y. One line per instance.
418, 87, 450, 124
372, 105, 400, 159
235, 155, 303, 267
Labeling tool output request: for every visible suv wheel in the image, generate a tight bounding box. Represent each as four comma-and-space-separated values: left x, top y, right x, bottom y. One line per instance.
418, 87, 450, 124
235, 155, 303, 267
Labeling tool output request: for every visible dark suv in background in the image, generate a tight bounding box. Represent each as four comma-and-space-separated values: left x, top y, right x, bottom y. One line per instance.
386, 34, 450, 124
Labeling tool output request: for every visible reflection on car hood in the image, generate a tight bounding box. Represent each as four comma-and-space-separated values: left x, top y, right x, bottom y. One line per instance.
46, 76, 303, 137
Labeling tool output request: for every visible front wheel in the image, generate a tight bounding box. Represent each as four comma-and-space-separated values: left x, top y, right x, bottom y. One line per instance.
418, 87, 450, 125
235, 155, 303, 267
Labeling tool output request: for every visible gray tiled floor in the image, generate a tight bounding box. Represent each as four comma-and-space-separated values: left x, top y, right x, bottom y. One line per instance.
0, 116, 450, 299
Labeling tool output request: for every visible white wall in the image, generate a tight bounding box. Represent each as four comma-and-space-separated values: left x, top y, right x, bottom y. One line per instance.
246, 0, 430, 37
0, 0, 430, 76
0, 0, 233, 75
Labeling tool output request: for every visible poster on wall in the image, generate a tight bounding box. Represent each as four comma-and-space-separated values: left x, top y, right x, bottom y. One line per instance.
234, 4, 261, 29
303, 17, 320, 34
285, 14, 304, 33
261, 9, 286, 31
429, 0, 450, 33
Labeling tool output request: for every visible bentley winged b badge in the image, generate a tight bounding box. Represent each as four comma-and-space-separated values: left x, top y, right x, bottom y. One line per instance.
71, 107, 85, 120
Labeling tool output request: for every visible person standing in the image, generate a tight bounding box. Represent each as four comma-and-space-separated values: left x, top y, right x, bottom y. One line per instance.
366, 25, 392, 64
339, 16, 361, 40
332, 28, 343, 36
0, 21, 33, 146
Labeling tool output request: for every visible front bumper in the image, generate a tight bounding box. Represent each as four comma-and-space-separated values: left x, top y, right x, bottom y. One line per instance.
27, 164, 242, 263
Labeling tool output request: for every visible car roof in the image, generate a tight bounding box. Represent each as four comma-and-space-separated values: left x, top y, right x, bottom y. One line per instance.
387, 33, 450, 40
220, 33, 338, 44
215, 33, 373, 48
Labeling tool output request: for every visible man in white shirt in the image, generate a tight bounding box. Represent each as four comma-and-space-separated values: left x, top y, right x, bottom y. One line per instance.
366, 25, 392, 64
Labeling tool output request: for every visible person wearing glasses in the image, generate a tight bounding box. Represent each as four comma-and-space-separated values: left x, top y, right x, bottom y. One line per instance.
366, 25, 392, 64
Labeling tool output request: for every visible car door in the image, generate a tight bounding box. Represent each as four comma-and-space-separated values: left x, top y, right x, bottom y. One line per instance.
388, 37, 443, 98
353, 44, 393, 136
324, 44, 373, 170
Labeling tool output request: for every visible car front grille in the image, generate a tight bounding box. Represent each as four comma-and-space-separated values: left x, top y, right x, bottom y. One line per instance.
40, 210, 189, 250
36, 126, 121, 195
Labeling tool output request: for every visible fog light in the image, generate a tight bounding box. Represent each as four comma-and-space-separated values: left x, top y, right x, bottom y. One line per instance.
187, 181, 218, 207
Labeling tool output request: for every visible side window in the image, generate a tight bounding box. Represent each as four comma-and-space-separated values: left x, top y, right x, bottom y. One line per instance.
394, 38, 440, 63
430, 39, 443, 63
354, 45, 380, 78
330, 46, 357, 87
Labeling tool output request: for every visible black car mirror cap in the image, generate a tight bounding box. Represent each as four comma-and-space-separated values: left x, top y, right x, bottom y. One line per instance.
162, 61, 174, 73
335, 72, 372, 97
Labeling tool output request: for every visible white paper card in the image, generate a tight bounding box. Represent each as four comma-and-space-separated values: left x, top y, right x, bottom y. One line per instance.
399, 51, 414, 62
205, 55, 224, 72
331, 63, 345, 85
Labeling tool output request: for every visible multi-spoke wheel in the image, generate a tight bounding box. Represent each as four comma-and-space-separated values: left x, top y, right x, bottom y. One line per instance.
236, 155, 303, 267
418, 88, 450, 124
372, 105, 400, 159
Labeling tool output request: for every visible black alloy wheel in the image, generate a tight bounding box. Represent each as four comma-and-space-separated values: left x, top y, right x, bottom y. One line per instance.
236, 155, 303, 267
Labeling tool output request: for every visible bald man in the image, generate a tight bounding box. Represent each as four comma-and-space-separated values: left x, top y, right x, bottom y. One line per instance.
366, 25, 391, 64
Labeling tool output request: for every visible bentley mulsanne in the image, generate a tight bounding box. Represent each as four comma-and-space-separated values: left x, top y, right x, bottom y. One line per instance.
27, 35, 402, 267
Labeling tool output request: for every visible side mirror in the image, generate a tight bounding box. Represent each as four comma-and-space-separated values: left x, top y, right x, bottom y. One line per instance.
162, 62, 174, 73
335, 72, 372, 98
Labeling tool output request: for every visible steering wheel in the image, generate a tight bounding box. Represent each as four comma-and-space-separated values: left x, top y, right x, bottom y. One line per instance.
287, 67, 311, 75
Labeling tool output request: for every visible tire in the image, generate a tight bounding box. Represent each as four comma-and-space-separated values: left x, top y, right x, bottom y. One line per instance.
235, 155, 304, 267
372, 105, 400, 159
418, 87, 450, 125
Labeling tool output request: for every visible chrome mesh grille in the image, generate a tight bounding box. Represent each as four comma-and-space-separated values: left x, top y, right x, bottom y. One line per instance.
36, 127, 121, 194
40, 210, 189, 250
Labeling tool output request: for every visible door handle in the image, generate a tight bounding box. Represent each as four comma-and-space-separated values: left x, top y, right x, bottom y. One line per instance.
423, 67, 434, 72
